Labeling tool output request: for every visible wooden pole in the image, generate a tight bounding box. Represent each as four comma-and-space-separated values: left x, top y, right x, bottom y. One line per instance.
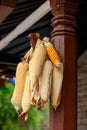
49, 0, 78, 130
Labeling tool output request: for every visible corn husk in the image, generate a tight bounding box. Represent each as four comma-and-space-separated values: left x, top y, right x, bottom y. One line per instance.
51, 62, 63, 110
11, 61, 29, 112
21, 71, 31, 114
39, 60, 53, 108
29, 39, 46, 95
22, 47, 33, 62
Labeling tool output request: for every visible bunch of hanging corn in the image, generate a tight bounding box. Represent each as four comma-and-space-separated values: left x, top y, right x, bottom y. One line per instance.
11, 36, 64, 122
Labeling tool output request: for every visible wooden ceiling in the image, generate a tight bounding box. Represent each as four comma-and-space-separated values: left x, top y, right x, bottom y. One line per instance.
0, 0, 87, 77
0, 0, 52, 77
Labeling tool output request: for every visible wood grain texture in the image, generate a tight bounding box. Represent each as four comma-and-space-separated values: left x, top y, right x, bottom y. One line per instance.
49, 0, 78, 130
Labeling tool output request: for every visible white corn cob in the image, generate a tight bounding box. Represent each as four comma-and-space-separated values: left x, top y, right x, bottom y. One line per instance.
51, 62, 63, 110
11, 61, 29, 112
39, 60, 53, 108
21, 71, 31, 114
29, 39, 46, 93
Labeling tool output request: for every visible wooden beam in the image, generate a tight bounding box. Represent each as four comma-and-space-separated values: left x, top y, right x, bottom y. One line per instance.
49, 0, 78, 130
0, 0, 18, 24
0, 5, 13, 24
1, 0, 18, 8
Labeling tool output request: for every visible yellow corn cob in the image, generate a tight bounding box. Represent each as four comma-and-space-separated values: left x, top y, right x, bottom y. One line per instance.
51, 63, 63, 110
39, 60, 53, 108
29, 39, 46, 93
11, 61, 29, 112
43, 37, 60, 67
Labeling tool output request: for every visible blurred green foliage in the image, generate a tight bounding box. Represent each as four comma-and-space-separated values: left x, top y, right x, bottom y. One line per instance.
0, 81, 49, 130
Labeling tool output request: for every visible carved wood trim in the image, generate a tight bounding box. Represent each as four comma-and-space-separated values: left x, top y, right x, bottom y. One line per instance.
50, 0, 78, 38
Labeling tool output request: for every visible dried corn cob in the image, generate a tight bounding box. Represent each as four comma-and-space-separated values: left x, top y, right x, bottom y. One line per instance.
20, 71, 31, 121
21, 71, 31, 114
39, 60, 53, 108
11, 61, 29, 112
29, 39, 46, 93
31, 81, 40, 106
43, 37, 61, 67
51, 63, 63, 110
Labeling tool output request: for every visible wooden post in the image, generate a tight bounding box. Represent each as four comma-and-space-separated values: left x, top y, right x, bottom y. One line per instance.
49, 0, 78, 130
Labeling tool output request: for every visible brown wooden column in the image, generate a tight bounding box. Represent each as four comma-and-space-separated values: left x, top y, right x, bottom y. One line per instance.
0, 0, 18, 24
49, 0, 78, 130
